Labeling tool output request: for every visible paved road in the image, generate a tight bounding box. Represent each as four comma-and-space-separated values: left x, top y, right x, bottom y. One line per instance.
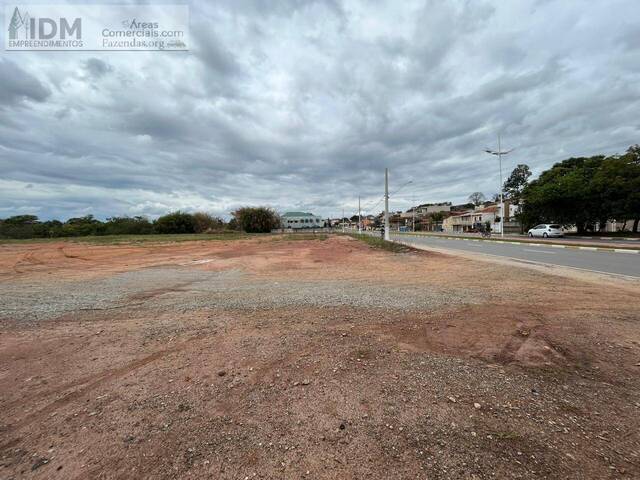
510, 235, 639, 245
560, 236, 640, 244
413, 232, 640, 246
391, 233, 640, 278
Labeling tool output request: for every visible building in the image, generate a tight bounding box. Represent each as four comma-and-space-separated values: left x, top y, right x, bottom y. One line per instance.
442, 202, 525, 233
416, 203, 452, 215
418, 214, 448, 232
443, 205, 499, 233
401, 203, 451, 220
281, 212, 324, 229
361, 215, 377, 230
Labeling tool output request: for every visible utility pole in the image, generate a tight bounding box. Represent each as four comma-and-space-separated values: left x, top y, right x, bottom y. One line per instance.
358, 196, 362, 234
342, 208, 345, 233
384, 168, 390, 241
412, 194, 416, 233
484, 135, 513, 238
498, 135, 503, 237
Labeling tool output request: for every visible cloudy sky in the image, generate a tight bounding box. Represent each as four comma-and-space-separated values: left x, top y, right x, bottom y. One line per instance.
1, 0, 639, 220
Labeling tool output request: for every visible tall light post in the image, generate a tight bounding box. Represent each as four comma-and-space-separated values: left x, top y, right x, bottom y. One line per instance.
411, 194, 416, 232
383, 171, 413, 240
358, 195, 362, 233
484, 135, 513, 237
384, 168, 390, 240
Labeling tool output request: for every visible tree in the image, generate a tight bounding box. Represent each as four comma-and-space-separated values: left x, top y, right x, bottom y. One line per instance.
0, 215, 42, 239
520, 156, 606, 233
431, 211, 445, 223
503, 164, 532, 203
593, 149, 640, 232
232, 207, 280, 233
520, 149, 640, 233
2, 215, 39, 225
154, 211, 196, 234
192, 212, 224, 233
468, 192, 485, 206
621, 145, 640, 232
625, 144, 640, 164
61, 215, 105, 236
227, 217, 239, 231
104, 216, 154, 235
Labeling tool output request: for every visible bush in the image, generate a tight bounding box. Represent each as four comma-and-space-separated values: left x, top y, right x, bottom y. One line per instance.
232, 207, 280, 233
154, 211, 196, 234
0, 215, 42, 239
104, 216, 154, 235
59, 215, 104, 237
192, 212, 224, 233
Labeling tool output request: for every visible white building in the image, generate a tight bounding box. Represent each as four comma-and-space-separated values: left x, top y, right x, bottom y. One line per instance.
443, 203, 521, 233
281, 212, 324, 229
443, 205, 499, 233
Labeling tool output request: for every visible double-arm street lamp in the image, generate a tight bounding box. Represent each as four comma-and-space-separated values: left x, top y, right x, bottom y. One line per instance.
484, 135, 513, 237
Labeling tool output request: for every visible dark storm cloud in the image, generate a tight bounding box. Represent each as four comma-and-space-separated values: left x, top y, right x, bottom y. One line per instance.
0, 58, 50, 106
83, 58, 113, 79
1, 0, 639, 221
191, 25, 243, 78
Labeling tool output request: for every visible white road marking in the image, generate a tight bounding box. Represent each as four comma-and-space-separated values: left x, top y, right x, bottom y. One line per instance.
395, 234, 640, 255
523, 248, 556, 255
401, 242, 640, 280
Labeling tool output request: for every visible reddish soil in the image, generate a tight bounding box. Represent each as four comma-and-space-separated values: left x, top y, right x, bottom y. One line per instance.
1, 235, 639, 479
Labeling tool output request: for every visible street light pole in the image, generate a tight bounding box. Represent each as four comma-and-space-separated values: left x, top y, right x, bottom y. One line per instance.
358, 195, 362, 234
384, 168, 390, 241
484, 135, 513, 238
498, 135, 504, 237
412, 195, 416, 233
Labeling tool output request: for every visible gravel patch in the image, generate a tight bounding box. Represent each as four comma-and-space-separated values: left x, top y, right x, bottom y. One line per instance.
0, 266, 481, 322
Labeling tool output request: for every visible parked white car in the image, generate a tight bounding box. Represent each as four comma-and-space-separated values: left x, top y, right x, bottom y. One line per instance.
527, 224, 564, 238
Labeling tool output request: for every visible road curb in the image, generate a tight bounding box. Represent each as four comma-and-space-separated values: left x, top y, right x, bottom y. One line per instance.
570, 236, 640, 241
389, 238, 640, 281
398, 233, 640, 254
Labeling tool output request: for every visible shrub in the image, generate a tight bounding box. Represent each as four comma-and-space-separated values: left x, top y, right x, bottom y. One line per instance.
0, 215, 42, 239
154, 211, 196, 234
232, 207, 280, 233
192, 212, 224, 233
104, 216, 154, 235
60, 215, 104, 237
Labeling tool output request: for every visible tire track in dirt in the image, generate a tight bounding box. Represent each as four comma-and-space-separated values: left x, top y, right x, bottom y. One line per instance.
0, 340, 193, 448
12, 250, 45, 274
59, 245, 91, 261
126, 281, 199, 302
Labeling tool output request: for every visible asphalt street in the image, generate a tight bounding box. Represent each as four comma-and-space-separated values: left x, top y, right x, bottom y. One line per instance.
390, 233, 640, 278
413, 232, 640, 245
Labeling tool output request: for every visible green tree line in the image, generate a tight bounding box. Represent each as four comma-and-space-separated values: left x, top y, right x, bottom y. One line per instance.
0, 207, 282, 239
510, 145, 640, 233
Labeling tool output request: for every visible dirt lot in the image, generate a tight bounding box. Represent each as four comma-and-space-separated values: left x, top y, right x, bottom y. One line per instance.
1, 235, 639, 479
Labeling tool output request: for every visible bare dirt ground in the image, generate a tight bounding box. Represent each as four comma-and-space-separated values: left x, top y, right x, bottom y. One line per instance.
1, 235, 639, 479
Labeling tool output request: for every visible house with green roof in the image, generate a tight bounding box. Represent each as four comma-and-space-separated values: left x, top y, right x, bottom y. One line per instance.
281, 212, 324, 229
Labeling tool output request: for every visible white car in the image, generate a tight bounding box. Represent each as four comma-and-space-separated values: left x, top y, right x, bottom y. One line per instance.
527, 224, 564, 238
